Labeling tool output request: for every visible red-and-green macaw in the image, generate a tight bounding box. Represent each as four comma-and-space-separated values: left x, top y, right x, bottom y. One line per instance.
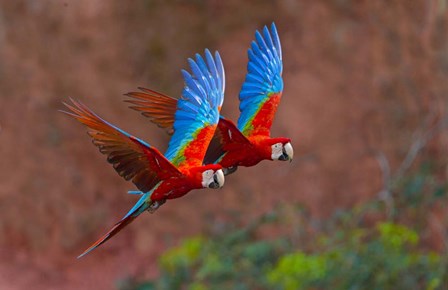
125, 23, 293, 176
62, 50, 226, 258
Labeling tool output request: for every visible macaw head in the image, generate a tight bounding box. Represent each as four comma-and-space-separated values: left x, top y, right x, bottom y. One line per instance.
192, 164, 225, 189
267, 138, 294, 162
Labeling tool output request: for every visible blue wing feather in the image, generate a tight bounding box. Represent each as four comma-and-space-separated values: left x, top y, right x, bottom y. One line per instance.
263, 26, 275, 52
165, 49, 225, 167
237, 23, 284, 135
248, 50, 270, 76
205, 52, 219, 94
188, 58, 210, 98
195, 53, 216, 95
182, 70, 206, 104
246, 73, 265, 85
214, 52, 225, 107
271, 23, 282, 60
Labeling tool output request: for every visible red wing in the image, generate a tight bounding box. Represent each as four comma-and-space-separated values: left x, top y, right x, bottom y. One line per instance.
125, 87, 177, 134
242, 93, 282, 137
61, 98, 182, 193
204, 117, 250, 164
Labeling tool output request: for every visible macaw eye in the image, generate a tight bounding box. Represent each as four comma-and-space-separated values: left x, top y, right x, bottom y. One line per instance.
273, 143, 281, 149
203, 170, 213, 178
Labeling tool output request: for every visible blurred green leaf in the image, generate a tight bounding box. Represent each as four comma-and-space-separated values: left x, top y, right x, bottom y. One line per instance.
160, 236, 204, 273
267, 252, 327, 290
378, 222, 419, 249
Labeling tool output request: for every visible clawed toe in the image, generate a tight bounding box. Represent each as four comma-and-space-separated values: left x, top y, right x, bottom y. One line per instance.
147, 199, 166, 213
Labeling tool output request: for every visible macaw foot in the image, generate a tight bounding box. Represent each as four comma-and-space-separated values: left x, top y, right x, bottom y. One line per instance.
223, 166, 238, 176
147, 199, 166, 213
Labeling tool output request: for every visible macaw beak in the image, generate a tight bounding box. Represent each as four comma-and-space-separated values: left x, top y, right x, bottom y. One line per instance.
279, 142, 294, 162
208, 169, 225, 189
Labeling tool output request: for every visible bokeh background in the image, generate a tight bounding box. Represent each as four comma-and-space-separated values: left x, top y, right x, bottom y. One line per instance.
1, 1, 448, 289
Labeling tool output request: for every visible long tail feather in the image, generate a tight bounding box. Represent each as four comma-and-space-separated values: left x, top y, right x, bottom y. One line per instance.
78, 193, 151, 258
77, 214, 137, 259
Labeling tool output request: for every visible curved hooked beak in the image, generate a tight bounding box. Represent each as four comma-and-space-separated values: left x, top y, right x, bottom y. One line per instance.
278, 142, 294, 162
208, 169, 225, 189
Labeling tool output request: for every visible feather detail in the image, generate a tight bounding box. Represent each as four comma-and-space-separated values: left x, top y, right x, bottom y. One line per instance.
164, 49, 225, 168
61, 99, 182, 192
125, 88, 177, 134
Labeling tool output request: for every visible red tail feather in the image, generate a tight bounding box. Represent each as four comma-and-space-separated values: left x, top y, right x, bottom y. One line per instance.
77, 215, 136, 258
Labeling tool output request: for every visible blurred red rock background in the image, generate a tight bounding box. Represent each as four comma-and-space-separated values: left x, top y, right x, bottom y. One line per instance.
0, 1, 447, 289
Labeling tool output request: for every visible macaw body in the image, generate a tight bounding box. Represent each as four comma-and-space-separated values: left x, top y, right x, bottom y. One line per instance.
138, 164, 223, 202
62, 50, 226, 257
125, 23, 293, 176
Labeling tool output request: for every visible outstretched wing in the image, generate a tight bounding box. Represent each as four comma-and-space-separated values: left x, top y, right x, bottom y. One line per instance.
61, 99, 182, 193
164, 49, 225, 169
237, 23, 283, 137
125, 88, 177, 134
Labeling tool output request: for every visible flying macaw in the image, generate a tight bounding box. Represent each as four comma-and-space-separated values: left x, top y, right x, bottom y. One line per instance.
62, 49, 226, 258
125, 23, 293, 176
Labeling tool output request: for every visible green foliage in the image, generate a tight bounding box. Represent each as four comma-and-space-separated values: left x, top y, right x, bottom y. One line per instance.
377, 222, 419, 249
120, 165, 448, 290
152, 225, 287, 290
160, 237, 204, 273
267, 252, 327, 290
267, 222, 445, 290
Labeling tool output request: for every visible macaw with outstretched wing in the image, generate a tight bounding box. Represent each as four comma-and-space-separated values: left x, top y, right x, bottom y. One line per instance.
125, 23, 293, 175
61, 50, 225, 258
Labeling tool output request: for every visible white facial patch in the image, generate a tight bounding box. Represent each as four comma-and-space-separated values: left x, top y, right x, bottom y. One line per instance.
271, 143, 283, 160
201, 169, 214, 188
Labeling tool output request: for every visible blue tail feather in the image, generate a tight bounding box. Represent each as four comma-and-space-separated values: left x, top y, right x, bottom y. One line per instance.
128, 190, 144, 195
